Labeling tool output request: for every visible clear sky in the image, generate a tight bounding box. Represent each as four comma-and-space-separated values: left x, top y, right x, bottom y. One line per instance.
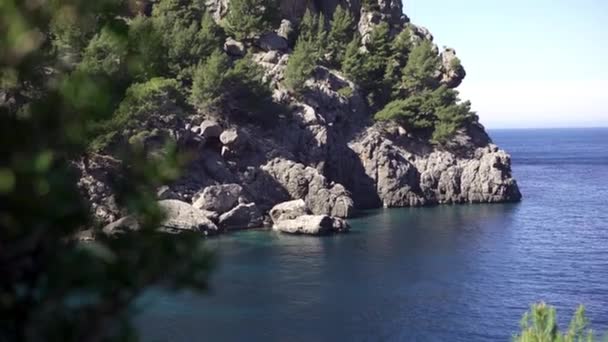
406, 0, 608, 128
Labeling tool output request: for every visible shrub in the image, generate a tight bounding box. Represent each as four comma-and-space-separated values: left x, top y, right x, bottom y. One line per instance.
90, 77, 183, 150
224, 0, 279, 40
375, 86, 473, 143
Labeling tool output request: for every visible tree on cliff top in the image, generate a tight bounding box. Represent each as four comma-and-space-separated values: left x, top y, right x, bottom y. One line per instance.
327, 5, 355, 67
224, 0, 279, 40
1, 1, 214, 340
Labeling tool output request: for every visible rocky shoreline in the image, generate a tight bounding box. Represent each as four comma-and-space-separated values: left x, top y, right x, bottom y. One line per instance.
77, 0, 521, 237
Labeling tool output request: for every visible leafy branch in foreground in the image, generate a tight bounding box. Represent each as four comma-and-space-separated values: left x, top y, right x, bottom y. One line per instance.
513, 302, 603, 342
0, 1, 215, 341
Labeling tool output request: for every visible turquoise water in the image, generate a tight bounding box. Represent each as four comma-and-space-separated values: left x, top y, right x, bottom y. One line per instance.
137, 128, 608, 341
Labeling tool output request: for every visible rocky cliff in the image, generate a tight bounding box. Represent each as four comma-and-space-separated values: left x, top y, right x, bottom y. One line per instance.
82, 0, 521, 233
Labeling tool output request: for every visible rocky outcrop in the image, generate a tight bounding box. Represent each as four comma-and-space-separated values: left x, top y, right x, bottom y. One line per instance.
192, 184, 246, 213
272, 215, 350, 235
218, 202, 264, 230
78, 0, 522, 235
346, 122, 521, 207
269, 199, 310, 223
440, 48, 466, 89
103, 200, 219, 235
260, 158, 354, 218
158, 200, 220, 234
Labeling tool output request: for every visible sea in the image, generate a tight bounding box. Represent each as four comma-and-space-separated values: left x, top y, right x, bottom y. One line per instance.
136, 128, 608, 341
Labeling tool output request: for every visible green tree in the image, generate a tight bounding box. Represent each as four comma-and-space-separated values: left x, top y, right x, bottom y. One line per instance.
128, 16, 167, 80
0, 1, 215, 340
224, 0, 278, 40
78, 25, 129, 82
285, 38, 318, 93
327, 5, 354, 66
191, 51, 275, 122
386, 27, 413, 97
400, 39, 440, 94
152, 0, 223, 79
191, 49, 231, 109
513, 303, 598, 342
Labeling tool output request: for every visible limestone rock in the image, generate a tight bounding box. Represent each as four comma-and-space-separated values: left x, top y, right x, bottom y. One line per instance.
158, 200, 219, 234
192, 184, 245, 213
219, 128, 246, 149
440, 47, 466, 88
269, 199, 310, 223
200, 120, 222, 139
224, 37, 246, 56
277, 19, 294, 41
260, 158, 354, 218
104, 200, 219, 235
273, 215, 350, 235
219, 202, 264, 230
257, 32, 288, 51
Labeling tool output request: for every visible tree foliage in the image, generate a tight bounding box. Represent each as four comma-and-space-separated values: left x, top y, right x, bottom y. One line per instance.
191, 50, 275, 122
400, 40, 441, 94
224, 0, 278, 40
284, 38, 317, 93
327, 6, 355, 66
513, 303, 599, 342
0, 1, 215, 340
151, 0, 224, 79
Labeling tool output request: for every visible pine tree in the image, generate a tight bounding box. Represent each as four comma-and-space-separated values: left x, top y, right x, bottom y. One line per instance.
400, 40, 441, 94
341, 34, 365, 85
191, 49, 231, 108
327, 5, 354, 66
152, 0, 223, 79
285, 38, 317, 93
128, 16, 167, 80
224, 0, 278, 40
298, 9, 317, 42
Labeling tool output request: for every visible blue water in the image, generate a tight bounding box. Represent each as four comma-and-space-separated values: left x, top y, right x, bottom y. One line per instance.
137, 128, 608, 341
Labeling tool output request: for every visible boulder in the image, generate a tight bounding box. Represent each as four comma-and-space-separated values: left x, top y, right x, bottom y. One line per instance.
192, 184, 245, 213
158, 200, 219, 234
440, 47, 466, 88
269, 199, 310, 223
200, 120, 222, 139
224, 37, 246, 56
219, 128, 246, 149
103, 216, 140, 235
273, 215, 350, 235
218, 203, 264, 230
257, 32, 288, 51
103, 200, 219, 235
260, 158, 355, 218
277, 19, 294, 42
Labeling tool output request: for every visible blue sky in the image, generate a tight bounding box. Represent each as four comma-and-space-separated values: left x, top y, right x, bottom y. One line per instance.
406, 0, 608, 128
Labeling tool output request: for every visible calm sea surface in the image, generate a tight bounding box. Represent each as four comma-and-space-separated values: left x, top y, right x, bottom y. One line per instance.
137, 128, 608, 341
